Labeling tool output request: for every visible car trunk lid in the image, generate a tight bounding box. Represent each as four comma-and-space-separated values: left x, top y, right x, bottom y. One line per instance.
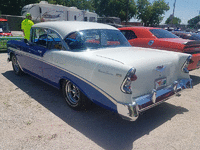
94, 47, 190, 98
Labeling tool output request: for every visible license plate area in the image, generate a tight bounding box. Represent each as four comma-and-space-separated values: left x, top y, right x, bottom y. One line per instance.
154, 77, 167, 89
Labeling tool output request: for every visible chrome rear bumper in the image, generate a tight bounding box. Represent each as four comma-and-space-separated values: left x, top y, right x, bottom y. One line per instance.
117, 78, 192, 121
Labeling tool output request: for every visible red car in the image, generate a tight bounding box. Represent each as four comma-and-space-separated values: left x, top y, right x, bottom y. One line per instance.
119, 27, 200, 70
0, 18, 12, 36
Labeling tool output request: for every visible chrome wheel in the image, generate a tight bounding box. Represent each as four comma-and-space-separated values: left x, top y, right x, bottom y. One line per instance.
12, 56, 19, 72
62, 80, 92, 109
12, 55, 22, 75
65, 81, 80, 106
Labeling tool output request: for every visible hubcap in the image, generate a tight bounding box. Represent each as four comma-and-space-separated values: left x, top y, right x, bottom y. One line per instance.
12, 57, 19, 72
65, 81, 80, 105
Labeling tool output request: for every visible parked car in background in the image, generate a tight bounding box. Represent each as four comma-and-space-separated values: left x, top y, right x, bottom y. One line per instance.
172, 31, 200, 40
0, 18, 23, 51
171, 31, 192, 39
164, 26, 174, 31
7, 21, 192, 121
189, 34, 200, 40
119, 26, 200, 70
97, 17, 123, 28
0, 18, 12, 36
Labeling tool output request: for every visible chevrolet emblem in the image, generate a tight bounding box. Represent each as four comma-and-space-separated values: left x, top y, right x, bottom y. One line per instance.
155, 65, 166, 72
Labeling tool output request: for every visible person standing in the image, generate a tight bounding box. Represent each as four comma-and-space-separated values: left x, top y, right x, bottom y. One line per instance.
21, 13, 34, 40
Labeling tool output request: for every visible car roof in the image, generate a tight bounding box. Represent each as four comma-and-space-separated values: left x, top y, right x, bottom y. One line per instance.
32, 21, 118, 38
119, 26, 161, 38
118, 26, 161, 30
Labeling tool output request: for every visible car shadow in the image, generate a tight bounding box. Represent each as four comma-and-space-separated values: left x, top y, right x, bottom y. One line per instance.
190, 75, 200, 86
2, 71, 189, 150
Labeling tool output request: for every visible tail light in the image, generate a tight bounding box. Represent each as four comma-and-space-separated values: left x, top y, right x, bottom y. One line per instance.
121, 68, 137, 94
182, 55, 192, 73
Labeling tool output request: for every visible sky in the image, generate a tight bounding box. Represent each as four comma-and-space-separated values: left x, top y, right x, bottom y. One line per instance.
130, 0, 200, 24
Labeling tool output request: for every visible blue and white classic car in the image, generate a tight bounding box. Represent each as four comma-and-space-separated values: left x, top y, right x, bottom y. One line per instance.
7, 21, 192, 121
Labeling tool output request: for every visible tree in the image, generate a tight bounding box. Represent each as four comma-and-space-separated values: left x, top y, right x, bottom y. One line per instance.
136, 0, 152, 26
165, 16, 181, 25
0, 0, 95, 16
188, 15, 200, 28
0, 0, 40, 16
136, 0, 169, 26
93, 0, 137, 22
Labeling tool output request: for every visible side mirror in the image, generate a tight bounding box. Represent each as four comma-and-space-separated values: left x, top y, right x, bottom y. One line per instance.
24, 39, 28, 43
24, 39, 32, 46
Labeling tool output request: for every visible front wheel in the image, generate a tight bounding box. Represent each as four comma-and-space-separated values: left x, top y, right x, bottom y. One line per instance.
12, 55, 23, 75
62, 80, 92, 110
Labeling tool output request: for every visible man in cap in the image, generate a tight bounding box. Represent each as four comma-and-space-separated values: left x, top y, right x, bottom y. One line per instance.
21, 13, 34, 40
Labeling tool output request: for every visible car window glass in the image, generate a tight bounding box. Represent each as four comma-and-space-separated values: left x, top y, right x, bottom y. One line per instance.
64, 29, 130, 50
31, 28, 48, 47
150, 29, 179, 38
89, 17, 95, 22
0, 21, 10, 33
121, 30, 137, 40
65, 32, 86, 50
47, 30, 63, 50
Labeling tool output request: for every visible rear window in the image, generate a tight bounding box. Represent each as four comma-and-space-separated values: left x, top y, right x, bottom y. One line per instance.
150, 29, 178, 38
121, 30, 137, 40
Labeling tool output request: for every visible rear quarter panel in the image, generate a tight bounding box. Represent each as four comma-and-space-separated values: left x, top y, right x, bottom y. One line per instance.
149, 40, 185, 52
44, 50, 131, 104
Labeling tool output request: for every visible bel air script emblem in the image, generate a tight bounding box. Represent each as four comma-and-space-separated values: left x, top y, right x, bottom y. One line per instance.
155, 65, 166, 73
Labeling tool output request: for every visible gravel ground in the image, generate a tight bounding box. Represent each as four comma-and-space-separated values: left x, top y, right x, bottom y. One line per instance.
1, 52, 200, 150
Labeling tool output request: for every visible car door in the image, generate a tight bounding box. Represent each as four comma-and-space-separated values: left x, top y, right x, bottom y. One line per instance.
121, 29, 152, 48
20, 28, 48, 78
42, 29, 66, 86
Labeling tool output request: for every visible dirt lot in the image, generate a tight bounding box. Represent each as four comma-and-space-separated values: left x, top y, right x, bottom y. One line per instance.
1, 52, 200, 150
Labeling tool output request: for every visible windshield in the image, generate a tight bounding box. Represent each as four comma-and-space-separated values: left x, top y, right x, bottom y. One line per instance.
64, 29, 130, 50
150, 29, 179, 38
0, 21, 10, 33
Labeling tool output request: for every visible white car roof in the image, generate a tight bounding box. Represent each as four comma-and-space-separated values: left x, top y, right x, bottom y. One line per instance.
32, 21, 118, 38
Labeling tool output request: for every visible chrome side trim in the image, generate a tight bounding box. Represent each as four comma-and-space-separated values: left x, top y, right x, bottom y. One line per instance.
151, 89, 157, 103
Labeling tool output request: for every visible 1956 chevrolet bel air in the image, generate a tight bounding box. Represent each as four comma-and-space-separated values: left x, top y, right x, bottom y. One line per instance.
7, 21, 192, 121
